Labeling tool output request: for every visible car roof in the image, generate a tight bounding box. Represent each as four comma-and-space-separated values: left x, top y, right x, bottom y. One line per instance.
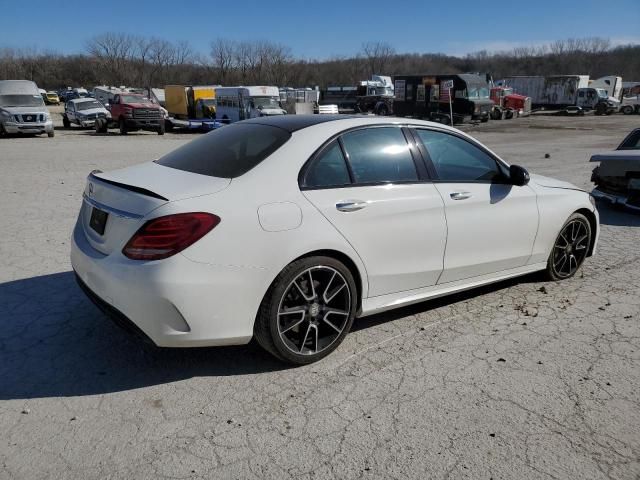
70, 97, 97, 103
242, 115, 358, 132
241, 114, 461, 134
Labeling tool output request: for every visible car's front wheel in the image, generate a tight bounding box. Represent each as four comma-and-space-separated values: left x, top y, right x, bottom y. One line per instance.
546, 213, 592, 281
254, 256, 357, 365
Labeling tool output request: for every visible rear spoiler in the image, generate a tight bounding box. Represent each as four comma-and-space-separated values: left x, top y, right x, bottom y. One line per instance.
89, 171, 169, 201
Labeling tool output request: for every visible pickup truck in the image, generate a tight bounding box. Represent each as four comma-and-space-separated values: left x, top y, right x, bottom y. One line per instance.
63, 98, 110, 128
95, 93, 164, 135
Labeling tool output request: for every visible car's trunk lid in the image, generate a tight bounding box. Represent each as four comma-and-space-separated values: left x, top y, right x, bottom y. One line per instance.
80, 162, 230, 255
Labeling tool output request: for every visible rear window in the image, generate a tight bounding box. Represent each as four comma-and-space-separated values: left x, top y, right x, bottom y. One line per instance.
155, 124, 291, 178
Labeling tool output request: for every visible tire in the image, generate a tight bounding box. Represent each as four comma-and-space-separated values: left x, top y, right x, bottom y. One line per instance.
0, 123, 6, 137
622, 106, 633, 115
254, 256, 358, 365
62, 116, 70, 128
119, 118, 127, 135
480, 115, 489, 123
377, 104, 388, 116
47, 130, 54, 138
545, 213, 592, 281
165, 120, 174, 132
595, 104, 607, 116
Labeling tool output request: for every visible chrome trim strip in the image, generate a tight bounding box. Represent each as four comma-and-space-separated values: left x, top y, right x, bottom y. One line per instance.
82, 193, 144, 219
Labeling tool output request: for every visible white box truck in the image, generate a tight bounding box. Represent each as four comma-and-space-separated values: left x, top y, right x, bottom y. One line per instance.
504, 75, 590, 108
0, 80, 54, 137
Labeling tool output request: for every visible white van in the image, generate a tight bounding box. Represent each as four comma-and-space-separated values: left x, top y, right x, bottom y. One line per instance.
0, 80, 54, 137
215, 86, 285, 124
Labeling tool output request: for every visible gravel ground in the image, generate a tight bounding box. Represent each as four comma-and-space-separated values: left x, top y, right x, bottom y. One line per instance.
1, 111, 639, 479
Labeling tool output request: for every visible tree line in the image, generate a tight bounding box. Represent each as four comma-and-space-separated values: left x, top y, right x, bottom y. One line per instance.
1, 34, 638, 91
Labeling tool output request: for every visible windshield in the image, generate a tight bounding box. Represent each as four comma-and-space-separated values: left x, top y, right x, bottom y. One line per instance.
200, 99, 216, 107
76, 100, 103, 111
252, 97, 281, 109
618, 129, 640, 150
121, 95, 151, 104
466, 87, 490, 99
156, 124, 291, 178
0, 94, 45, 108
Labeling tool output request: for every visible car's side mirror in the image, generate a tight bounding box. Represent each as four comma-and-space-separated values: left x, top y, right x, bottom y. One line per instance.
509, 164, 530, 186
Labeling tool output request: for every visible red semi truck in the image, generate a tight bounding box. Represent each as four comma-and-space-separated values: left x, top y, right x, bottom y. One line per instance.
489, 86, 531, 119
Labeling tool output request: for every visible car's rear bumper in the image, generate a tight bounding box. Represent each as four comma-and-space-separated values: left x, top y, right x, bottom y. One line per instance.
70, 221, 258, 347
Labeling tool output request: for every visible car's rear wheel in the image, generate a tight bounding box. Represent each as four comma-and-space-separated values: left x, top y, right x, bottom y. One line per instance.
254, 256, 357, 365
546, 213, 591, 281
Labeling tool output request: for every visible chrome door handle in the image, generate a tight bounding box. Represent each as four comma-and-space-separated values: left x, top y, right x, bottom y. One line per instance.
336, 200, 367, 212
450, 191, 472, 200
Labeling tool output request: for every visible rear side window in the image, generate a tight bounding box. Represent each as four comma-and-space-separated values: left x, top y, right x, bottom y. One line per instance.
340, 127, 418, 184
155, 124, 291, 178
303, 141, 351, 188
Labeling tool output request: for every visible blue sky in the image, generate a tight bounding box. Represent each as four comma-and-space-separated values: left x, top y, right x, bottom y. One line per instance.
1, 0, 639, 59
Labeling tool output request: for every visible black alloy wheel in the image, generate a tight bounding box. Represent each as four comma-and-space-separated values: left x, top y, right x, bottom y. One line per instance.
547, 213, 591, 280
254, 256, 357, 364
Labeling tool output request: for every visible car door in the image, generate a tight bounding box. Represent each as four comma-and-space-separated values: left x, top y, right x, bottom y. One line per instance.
301, 126, 447, 297
66, 102, 76, 124
412, 128, 539, 284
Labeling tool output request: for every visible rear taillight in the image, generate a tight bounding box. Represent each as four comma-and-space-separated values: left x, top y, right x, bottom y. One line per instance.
122, 212, 220, 261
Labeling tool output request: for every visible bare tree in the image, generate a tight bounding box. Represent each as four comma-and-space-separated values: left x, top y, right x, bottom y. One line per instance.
361, 41, 396, 76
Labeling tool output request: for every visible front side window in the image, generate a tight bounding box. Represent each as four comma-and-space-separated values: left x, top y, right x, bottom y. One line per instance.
415, 129, 503, 182
340, 127, 418, 184
303, 142, 351, 188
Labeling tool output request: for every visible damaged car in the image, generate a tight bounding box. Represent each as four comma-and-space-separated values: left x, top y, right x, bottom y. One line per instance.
591, 128, 640, 212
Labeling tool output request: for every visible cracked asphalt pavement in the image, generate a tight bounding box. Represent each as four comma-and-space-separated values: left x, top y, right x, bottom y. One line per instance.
1, 113, 639, 479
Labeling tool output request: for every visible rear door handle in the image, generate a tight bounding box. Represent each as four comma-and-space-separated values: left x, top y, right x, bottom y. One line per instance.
450, 191, 472, 200
336, 200, 367, 212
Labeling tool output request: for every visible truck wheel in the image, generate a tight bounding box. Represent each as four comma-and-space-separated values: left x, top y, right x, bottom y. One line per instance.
164, 120, 173, 132
377, 104, 389, 116
62, 116, 70, 128
595, 104, 607, 116
505, 110, 514, 119
119, 118, 128, 135
480, 115, 489, 123
490, 108, 502, 120
622, 106, 633, 115
47, 130, 54, 138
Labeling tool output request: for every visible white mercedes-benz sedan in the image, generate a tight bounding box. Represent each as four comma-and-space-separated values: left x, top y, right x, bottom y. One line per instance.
71, 116, 599, 364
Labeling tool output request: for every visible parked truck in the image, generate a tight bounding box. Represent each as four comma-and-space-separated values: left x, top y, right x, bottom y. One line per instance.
94, 92, 164, 135
392, 74, 493, 124
503, 75, 588, 108
590, 76, 623, 101
318, 86, 359, 114
354, 76, 395, 115
489, 86, 531, 119
164, 85, 219, 131
0, 80, 54, 137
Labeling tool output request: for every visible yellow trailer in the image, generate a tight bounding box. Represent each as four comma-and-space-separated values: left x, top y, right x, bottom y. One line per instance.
165, 85, 216, 120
